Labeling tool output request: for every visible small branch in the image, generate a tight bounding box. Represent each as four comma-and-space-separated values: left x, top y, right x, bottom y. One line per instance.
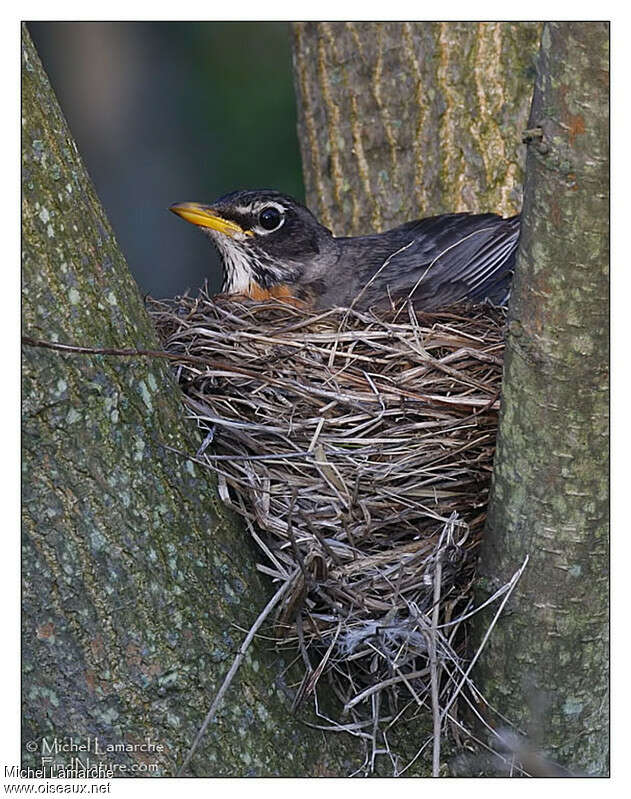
177, 571, 298, 776
429, 552, 443, 777
22, 335, 178, 362
343, 668, 430, 712
439, 555, 529, 726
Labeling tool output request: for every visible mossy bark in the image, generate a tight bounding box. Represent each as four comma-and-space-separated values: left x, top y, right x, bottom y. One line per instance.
474, 22, 609, 776
21, 24, 358, 777
291, 21, 541, 234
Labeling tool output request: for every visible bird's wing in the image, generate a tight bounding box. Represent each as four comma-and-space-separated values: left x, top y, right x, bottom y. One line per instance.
352, 213, 520, 310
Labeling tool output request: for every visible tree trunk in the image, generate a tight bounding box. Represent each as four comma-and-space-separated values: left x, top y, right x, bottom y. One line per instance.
291, 21, 541, 234
474, 22, 609, 776
21, 24, 357, 777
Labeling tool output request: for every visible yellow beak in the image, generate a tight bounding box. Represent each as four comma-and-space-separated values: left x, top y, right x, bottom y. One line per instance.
169, 202, 253, 237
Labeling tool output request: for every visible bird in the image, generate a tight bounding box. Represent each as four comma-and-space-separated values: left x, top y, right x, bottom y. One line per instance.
169, 189, 520, 311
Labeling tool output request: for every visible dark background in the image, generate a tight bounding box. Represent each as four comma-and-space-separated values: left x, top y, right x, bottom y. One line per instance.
28, 22, 304, 297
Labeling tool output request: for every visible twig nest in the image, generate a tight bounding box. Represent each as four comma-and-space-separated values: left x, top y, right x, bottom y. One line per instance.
150, 291, 506, 746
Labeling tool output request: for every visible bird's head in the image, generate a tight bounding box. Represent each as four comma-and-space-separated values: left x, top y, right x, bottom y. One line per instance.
170, 190, 333, 295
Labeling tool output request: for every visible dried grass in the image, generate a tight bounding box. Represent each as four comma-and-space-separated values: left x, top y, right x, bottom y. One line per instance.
149, 290, 514, 775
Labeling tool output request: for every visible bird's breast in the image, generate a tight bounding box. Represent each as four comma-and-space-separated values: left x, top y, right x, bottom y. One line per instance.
220, 281, 307, 308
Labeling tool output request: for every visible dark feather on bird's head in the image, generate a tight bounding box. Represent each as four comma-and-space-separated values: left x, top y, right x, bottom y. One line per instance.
170, 190, 333, 293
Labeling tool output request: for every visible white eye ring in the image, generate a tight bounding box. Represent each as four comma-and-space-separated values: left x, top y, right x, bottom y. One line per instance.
254, 203, 285, 234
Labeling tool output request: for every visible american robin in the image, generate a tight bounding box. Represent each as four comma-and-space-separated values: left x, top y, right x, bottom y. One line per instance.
170, 189, 519, 311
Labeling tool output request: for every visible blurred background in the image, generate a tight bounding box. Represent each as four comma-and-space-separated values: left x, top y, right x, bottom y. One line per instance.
28, 22, 304, 297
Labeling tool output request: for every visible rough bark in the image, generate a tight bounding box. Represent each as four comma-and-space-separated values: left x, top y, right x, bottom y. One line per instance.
21, 24, 358, 777
291, 21, 541, 234
474, 22, 609, 776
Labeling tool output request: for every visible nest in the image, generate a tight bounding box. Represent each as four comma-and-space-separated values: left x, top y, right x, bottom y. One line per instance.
149, 291, 507, 774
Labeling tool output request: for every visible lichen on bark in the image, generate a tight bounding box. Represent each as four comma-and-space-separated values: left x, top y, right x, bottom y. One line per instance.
21, 24, 359, 777
474, 22, 609, 776
291, 21, 541, 234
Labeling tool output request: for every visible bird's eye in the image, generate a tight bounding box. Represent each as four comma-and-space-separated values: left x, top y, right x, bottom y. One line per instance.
259, 207, 283, 231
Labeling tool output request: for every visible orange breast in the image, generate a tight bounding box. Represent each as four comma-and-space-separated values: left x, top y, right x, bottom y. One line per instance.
221, 282, 309, 308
